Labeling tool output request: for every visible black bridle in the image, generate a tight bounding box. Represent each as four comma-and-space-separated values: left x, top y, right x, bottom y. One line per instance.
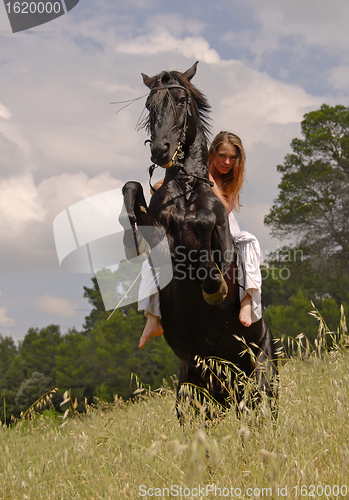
147, 83, 213, 192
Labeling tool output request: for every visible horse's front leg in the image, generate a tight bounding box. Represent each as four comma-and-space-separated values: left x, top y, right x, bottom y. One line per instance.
195, 209, 229, 305
120, 181, 148, 225
120, 181, 166, 262
119, 181, 151, 260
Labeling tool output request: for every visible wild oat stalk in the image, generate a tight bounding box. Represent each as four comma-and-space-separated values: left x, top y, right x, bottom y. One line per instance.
21, 388, 58, 420
131, 372, 153, 398
310, 302, 349, 355
194, 356, 261, 414
60, 390, 79, 426
177, 382, 222, 422
130, 373, 174, 403
278, 303, 349, 358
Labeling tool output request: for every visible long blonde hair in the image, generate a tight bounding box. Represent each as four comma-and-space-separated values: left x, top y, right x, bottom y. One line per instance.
208, 131, 246, 210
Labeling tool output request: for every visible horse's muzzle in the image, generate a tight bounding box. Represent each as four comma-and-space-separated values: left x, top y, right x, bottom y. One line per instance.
150, 142, 172, 167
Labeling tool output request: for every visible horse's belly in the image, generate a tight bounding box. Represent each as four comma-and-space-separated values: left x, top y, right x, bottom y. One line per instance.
160, 278, 246, 366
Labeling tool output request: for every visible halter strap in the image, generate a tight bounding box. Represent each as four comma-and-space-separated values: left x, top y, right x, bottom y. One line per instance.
148, 163, 158, 194
150, 83, 190, 93
147, 82, 213, 190
148, 161, 213, 194
177, 164, 214, 187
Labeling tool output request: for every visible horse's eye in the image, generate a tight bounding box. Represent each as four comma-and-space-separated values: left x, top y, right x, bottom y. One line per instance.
177, 97, 186, 107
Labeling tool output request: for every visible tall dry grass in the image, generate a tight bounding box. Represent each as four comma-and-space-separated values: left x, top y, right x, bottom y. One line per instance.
1, 307, 348, 499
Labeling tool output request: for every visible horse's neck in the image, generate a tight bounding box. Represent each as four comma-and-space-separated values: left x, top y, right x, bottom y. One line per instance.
183, 124, 209, 176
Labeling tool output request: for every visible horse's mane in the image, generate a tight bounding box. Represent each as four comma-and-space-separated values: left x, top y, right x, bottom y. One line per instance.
137, 70, 211, 143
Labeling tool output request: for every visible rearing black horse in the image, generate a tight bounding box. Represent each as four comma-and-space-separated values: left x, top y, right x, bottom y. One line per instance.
120, 61, 277, 414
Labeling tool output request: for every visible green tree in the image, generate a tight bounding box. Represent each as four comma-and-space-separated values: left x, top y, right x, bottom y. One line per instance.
62, 274, 179, 404
19, 325, 62, 379
0, 335, 19, 422
55, 328, 95, 410
0, 335, 17, 381
264, 104, 349, 300
83, 277, 109, 334
89, 307, 179, 400
0, 326, 63, 421
83, 261, 145, 333
57, 305, 179, 404
263, 290, 349, 346
15, 372, 53, 413
1, 269, 179, 420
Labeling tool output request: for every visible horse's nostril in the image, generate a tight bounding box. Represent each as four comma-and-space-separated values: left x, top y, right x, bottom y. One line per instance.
151, 142, 170, 158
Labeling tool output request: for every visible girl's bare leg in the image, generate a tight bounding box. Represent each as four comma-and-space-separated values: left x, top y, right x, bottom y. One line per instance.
139, 312, 164, 348
239, 292, 252, 327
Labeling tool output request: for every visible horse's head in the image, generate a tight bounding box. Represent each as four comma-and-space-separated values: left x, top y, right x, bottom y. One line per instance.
141, 61, 210, 168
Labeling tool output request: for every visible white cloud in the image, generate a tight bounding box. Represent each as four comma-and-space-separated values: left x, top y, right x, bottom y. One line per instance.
0, 171, 126, 276
0, 291, 15, 327
0, 107, 32, 175
0, 175, 45, 235
0, 172, 123, 237
0, 307, 15, 327
116, 30, 220, 64
144, 14, 206, 37
199, 61, 323, 149
250, 0, 349, 49
38, 294, 76, 317
0, 103, 11, 120
327, 66, 349, 91
37, 172, 124, 216
223, 0, 349, 77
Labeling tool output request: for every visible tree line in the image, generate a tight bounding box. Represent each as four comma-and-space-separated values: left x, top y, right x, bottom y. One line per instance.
0, 278, 179, 423
262, 104, 349, 341
1, 104, 348, 423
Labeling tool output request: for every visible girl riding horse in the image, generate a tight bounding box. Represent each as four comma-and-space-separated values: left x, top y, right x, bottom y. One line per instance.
120, 62, 277, 411
139, 131, 262, 348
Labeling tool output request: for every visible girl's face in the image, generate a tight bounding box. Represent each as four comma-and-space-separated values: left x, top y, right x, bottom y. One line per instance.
211, 142, 238, 176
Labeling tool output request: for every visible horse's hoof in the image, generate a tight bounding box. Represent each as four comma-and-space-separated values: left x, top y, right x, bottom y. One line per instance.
202, 279, 228, 305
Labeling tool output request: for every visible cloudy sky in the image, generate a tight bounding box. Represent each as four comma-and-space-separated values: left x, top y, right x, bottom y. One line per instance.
1, 0, 349, 341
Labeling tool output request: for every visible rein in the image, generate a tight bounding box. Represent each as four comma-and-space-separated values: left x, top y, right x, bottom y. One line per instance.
148, 150, 214, 193
148, 82, 213, 192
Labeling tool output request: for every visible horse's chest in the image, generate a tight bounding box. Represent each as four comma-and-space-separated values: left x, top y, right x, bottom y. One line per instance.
151, 188, 215, 250
167, 205, 200, 244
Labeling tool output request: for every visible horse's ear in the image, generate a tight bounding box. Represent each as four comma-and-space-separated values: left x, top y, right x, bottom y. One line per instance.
182, 61, 199, 81
142, 73, 153, 88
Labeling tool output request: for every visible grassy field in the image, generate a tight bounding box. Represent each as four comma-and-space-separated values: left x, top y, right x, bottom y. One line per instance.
1, 318, 349, 499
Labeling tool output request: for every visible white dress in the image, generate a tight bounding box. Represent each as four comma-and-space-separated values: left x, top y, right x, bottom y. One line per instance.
228, 212, 262, 323
138, 211, 262, 323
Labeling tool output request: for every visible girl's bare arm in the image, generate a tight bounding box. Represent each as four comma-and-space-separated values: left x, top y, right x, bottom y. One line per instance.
209, 174, 238, 213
